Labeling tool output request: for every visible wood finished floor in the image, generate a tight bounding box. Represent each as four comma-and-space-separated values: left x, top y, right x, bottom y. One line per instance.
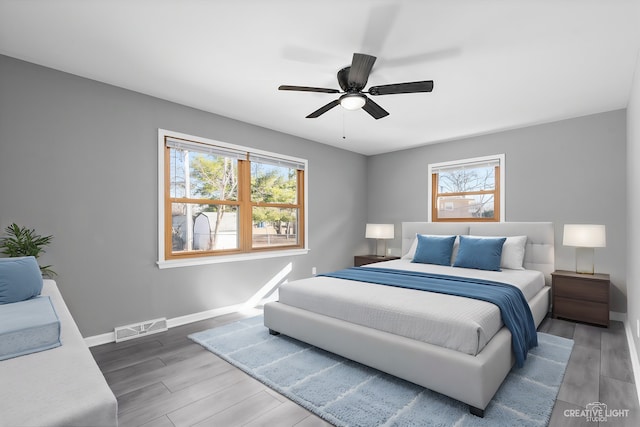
92, 313, 639, 427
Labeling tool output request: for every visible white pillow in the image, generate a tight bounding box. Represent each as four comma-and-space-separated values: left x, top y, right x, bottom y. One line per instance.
402, 235, 419, 259
467, 235, 527, 270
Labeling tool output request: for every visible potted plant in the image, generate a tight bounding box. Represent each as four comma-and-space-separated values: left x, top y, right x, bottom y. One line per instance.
1, 223, 56, 277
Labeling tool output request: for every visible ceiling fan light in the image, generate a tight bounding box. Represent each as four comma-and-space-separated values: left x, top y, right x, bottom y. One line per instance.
340, 93, 366, 110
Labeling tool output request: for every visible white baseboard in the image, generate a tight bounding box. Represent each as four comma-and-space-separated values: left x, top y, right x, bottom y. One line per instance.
622, 317, 640, 406
611, 311, 626, 322
84, 302, 253, 348
610, 311, 640, 406
166, 303, 245, 329
84, 331, 115, 348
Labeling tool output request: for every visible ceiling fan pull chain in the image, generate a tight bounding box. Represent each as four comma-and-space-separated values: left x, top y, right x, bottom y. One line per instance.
342, 110, 346, 140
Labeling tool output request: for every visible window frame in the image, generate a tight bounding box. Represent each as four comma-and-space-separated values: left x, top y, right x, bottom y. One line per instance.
427, 154, 505, 222
157, 129, 308, 268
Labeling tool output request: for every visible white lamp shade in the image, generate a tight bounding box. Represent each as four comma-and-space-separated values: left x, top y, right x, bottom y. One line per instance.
563, 224, 606, 248
365, 223, 394, 239
340, 94, 366, 110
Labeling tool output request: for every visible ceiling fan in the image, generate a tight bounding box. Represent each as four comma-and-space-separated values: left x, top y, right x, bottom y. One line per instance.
279, 53, 434, 119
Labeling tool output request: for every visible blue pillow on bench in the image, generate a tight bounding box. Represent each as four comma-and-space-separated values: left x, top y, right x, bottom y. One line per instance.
0, 256, 43, 304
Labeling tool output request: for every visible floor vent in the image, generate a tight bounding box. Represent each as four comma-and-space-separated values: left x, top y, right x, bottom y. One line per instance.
114, 318, 168, 342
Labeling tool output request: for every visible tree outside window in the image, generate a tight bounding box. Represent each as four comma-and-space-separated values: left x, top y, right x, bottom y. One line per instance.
163, 136, 305, 260
251, 161, 300, 248
429, 155, 504, 222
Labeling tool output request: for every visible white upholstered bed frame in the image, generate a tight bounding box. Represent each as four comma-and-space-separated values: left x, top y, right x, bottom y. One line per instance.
264, 222, 554, 416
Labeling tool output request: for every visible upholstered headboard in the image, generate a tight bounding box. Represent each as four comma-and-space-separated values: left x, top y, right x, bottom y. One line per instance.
401, 222, 555, 285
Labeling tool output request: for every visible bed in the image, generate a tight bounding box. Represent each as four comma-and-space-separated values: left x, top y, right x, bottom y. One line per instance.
263, 222, 554, 416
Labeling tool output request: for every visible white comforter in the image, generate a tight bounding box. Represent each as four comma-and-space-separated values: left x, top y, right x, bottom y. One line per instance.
277, 259, 545, 356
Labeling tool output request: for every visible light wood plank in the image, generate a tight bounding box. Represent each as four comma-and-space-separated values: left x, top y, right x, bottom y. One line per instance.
161, 357, 235, 392
545, 317, 576, 339
118, 369, 249, 427
117, 382, 171, 415
556, 344, 600, 407
139, 415, 175, 427
548, 400, 592, 427
103, 357, 166, 386
94, 339, 165, 372
599, 376, 640, 426
191, 390, 282, 427
243, 401, 314, 427
293, 415, 334, 427
168, 378, 265, 427
602, 322, 635, 383
572, 323, 601, 349
167, 377, 265, 427
109, 351, 218, 396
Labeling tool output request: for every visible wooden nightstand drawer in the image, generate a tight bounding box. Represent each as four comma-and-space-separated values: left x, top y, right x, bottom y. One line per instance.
553, 276, 609, 303
551, 270, 610, 327
554, 296, 609, 326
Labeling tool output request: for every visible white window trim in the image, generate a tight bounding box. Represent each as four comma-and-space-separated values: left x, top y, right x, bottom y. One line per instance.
427, 154, 505, 222
157, 129, 309, 269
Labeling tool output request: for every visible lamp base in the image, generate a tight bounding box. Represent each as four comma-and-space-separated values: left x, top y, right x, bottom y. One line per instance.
376, 239, 387, 257
575, 247, 595, 274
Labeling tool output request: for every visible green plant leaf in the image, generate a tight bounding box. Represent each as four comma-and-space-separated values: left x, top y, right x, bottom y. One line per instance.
1, 223, 55, 276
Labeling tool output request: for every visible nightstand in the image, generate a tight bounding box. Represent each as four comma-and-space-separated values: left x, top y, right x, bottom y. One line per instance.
354, 255, 400, 267
551, 270, 610, 327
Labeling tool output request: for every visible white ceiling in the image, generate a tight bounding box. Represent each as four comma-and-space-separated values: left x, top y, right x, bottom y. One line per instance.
1, 0, 639, 155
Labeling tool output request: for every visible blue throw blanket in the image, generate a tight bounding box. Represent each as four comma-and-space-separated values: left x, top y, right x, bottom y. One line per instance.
318, 267, 538, 367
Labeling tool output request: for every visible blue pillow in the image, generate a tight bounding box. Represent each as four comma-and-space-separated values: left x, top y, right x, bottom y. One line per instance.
412, 235, 457, 266
0, 256, 43, 304
453, 236, 507, 271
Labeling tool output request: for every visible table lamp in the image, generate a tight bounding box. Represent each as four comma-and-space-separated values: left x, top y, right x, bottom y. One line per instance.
562, 224, 606, 274
365, 223, 394, 257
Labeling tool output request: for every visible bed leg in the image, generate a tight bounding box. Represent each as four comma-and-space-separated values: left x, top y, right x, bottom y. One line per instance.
469, 406, 485, 418
268, 329, 280, 336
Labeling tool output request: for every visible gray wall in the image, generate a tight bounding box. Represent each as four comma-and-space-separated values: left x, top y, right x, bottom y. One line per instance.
627, 51, 640, 366
0, 55, 368, 337
367, 111, 628, 312
0, 52, 630, 337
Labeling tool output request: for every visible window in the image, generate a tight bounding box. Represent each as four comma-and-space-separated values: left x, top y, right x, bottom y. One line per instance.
428, 154, 505, 222
158, 130, 307, 267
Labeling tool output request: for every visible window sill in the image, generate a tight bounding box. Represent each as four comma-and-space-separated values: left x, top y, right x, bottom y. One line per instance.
157, 248, 309, 269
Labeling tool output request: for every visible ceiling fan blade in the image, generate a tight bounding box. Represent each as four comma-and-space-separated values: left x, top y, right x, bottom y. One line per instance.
337, 67, 350, 92
279, 85, 340, 94
362, 96, 389, 119
306, 99, 340, 118
348, 53, 376, 90
360, 4, 400, 56
368, 80, 434, 96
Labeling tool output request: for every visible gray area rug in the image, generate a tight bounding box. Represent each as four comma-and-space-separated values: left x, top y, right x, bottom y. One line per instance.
189, 316, 573, 427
